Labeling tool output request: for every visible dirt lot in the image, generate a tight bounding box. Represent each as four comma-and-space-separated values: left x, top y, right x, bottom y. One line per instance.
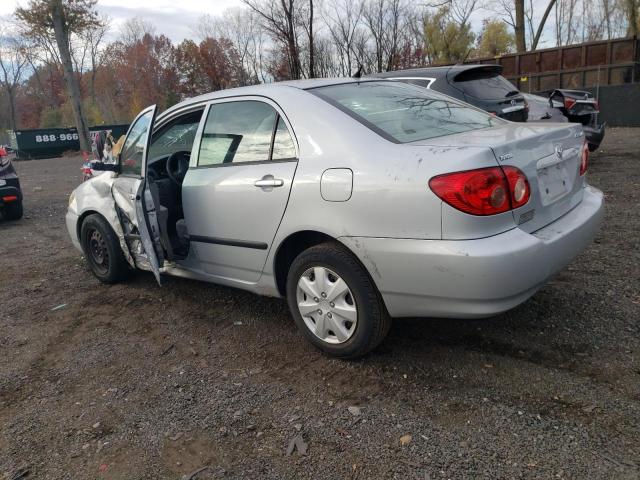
1, 129, 639, 480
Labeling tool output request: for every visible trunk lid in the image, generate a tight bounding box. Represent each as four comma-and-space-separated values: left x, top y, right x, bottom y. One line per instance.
411, 122, 586, 234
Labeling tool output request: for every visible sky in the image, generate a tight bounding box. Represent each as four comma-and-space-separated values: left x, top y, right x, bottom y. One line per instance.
0, 0, 557, 48
0, 0, 244, 42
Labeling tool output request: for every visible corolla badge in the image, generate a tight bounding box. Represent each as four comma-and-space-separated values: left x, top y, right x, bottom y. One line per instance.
555, 144, 564, 160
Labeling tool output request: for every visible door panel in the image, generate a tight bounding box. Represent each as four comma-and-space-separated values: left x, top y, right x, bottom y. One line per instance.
181, 98, 298, 284
111, 105, 163, 283
182, 160, 297, 283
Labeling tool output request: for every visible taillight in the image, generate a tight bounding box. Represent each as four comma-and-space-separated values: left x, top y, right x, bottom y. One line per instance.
503, 166, 530, 208
564, 97, 576, 110
580, 142, 589, 175
429, 166, 530, 216
2, 195, 18, 202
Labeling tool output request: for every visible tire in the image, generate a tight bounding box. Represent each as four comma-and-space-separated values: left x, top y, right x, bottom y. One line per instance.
286, 242, 391, 359
3, 200, 23, 220
80, 214, 130, 283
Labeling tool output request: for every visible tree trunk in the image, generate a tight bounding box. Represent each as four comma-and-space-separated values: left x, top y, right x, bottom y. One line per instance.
515, 0, 526, 52
308, 0, 314, 78
603, 0, 612, 39
282, 0, 301, 80
90, 51, 97, 104
7, 87, 17, 131
628, 0, 639, 37
51, 0, 91, 152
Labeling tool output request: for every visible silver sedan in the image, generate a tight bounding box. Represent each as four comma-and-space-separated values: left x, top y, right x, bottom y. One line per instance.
66, 79, 603, 358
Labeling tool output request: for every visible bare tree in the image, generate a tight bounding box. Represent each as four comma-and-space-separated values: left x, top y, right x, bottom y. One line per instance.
307, 0, 315, 77
243, 0, 302, 79
119, 17, 156, 45
0, 27, 29, 131
627, 0, 639, 37
554, 0, 580, 46
351, 26, 376, 73
383, 0, 404, 71
193, 14, 217, 41
449, 0, 479, 28
212, 8, 262, 85
531, 0, 556, 50
515, 0, 526, 51
362, 0, 386, 72
491, 0, 557, 51
602, 0, 613, 38
323, 0, 363, 76
82, 17, 109, 103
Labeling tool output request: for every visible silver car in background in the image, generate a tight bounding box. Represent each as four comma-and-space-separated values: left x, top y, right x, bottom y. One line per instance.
66, 79, 604, 358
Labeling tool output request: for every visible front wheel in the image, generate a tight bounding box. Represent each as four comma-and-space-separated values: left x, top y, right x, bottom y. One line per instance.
286, 242, 391, 359
80, 214, 131, 283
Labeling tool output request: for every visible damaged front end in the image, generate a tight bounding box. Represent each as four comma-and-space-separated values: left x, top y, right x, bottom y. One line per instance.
67, 173, 152, 272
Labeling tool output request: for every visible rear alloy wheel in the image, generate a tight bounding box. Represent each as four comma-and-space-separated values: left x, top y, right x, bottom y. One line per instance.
80, 214, 130, 283
2, 200, 23, 220
286, 242, 391, 359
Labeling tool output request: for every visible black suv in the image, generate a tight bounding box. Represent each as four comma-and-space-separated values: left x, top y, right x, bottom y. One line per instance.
371, 64, 529, 122
0, 147, 23, 220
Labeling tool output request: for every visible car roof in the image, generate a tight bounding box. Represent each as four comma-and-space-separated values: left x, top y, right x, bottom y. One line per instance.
158, 77, 383, 120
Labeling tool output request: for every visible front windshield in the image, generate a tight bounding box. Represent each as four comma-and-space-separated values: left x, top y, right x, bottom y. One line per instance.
310, 81, 504, 144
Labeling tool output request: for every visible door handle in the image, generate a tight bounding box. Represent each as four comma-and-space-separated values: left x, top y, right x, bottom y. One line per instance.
254, 176, 284, 188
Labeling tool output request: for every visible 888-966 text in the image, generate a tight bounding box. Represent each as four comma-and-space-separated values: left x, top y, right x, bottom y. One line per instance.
35, 133, 79, 143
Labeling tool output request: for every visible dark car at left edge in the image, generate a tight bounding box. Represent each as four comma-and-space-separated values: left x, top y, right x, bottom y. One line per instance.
0, 146, 23, 220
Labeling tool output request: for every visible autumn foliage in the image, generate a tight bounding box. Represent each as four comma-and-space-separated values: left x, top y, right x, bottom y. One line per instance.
10, 32, 247, 131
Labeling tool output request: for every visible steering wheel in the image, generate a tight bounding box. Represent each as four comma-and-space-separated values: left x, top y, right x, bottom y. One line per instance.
166, 151, 191, 186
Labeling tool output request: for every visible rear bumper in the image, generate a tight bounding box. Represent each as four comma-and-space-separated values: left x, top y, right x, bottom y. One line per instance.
339, 186, 604, 318
0, 178, 22, 206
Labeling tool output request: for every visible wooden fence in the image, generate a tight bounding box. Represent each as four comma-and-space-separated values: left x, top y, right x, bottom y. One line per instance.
465, 37, 640, 93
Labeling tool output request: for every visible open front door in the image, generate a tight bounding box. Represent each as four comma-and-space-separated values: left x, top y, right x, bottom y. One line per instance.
112, 105, 164, 284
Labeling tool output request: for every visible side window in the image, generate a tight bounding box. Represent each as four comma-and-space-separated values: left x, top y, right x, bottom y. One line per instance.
199, 101, 276, 166
271, 116, 296, 160
120, 109, 153, 176
148, 110, 203, 160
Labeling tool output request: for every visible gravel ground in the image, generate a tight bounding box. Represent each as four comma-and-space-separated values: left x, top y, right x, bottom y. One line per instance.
1, 129, 639, 480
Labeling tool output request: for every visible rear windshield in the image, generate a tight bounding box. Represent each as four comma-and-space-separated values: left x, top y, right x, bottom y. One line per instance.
453, 69, 519, 99
310, 81, 503, 144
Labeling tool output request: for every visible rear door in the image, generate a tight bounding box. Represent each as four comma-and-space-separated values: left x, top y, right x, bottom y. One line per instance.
182, 98, 298, 283
112, 105, 164, 283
